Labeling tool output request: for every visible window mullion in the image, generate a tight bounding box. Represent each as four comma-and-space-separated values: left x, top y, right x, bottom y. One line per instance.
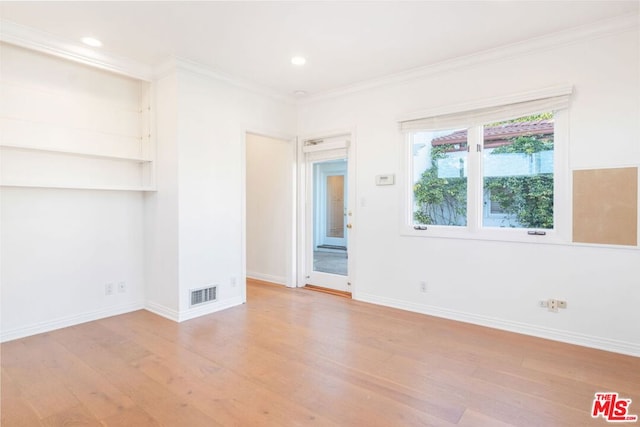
466, 125, 483, 232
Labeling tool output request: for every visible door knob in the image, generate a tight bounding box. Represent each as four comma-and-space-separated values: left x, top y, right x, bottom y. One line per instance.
346, 224, 353, 229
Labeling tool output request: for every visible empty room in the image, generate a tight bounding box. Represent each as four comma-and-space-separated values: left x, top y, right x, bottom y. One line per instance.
1, 1, 639, 426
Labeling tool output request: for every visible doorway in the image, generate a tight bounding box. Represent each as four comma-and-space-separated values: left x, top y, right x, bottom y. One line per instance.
302, 135, 353, 294
245, 132, 296, 292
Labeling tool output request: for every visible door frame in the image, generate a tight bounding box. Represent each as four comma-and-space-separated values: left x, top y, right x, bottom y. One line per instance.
297, 129, 356, 293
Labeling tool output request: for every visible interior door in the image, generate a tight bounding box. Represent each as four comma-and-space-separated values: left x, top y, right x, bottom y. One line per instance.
304, 142, 352, 293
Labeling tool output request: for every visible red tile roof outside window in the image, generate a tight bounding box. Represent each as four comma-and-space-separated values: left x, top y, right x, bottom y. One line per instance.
431, 120, 554, 150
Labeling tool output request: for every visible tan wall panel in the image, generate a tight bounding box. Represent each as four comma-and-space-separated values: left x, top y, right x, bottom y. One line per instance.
573, 167, 638, 246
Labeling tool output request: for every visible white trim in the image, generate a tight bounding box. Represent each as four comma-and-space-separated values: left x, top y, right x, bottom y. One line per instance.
355, 292, 640, 357
400, 98, 571, 245
0, 20, 153, 81
398, 84, 572, 125
145, 296, 244, 323
161, 57, 296, 105
571, 163, 640, 171
2, 12, 636, 102
302, 13, 637, 104
302, 139, 350, 153
144, 301, 180, 322
0, 20, 296, 104
0, 301, 145, 343
0, 183, 157, 192
299, 128, 357, 293
246, 272, 287, 286
177, 296, 244, 322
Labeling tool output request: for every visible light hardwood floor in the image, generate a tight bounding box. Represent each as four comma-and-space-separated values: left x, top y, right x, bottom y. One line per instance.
2, 280, 639, 426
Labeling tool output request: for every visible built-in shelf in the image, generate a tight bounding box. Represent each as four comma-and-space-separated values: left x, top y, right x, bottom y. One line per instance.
0, 182, 157, 192
0, 144, 152, 163
1, 66, 154, 192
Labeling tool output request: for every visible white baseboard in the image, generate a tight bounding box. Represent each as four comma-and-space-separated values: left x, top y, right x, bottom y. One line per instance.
144, 301, 180, 322
176, 296, 244, 322
246, 271, 287, 286
0, 302, 145, 343
0, 296, 245, 343
354, 292, 640, 357
145, 296, 244, 323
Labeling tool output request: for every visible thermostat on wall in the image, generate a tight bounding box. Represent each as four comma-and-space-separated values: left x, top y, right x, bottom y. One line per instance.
375, 174, 395, 186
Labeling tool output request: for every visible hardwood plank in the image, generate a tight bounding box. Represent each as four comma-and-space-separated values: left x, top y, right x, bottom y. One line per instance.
457, 408, 515, 427
303, 284, 352, 298
1, 338, 82, 419
0, 397, 44, 427
1, 370, 43, 427
1, 281, 639, 426
50, 324, 220, 427
40, 404, 102, 427
100, 406, 161, 427
16, 330, 137, 420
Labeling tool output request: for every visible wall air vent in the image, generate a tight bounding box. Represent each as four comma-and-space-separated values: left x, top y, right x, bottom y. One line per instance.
190, 286, 217, 307
302, 135, 350, 153
305, 139, 324, 146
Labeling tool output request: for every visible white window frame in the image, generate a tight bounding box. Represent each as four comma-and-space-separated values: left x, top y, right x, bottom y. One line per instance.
400, 85, 571, 244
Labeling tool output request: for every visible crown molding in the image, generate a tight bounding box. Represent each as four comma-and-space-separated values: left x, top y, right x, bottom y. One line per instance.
0, 19, 154, 81
302, 12, 639, 105
2, 11, 636, 102
0, 19, 296, 105
161, 57, 297, 105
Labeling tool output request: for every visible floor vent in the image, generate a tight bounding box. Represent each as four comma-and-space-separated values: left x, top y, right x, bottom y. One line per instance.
190, 286, 217, 307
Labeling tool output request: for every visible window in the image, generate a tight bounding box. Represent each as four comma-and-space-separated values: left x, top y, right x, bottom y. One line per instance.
482, 114, 555, 229
402, 87, 571, 241
412, 128, 468, 226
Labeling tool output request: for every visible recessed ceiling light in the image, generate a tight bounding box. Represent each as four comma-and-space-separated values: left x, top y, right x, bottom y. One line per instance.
81, 37, 102, 47
294, 90, 308, 96
291, 56, 306, 66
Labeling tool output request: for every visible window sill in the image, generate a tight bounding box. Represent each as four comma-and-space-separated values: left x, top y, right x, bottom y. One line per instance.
400, 226, 638, 250
402, 225, 564, 245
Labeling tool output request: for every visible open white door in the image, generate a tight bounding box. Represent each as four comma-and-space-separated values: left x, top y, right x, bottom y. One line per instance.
301, 135, 354, 293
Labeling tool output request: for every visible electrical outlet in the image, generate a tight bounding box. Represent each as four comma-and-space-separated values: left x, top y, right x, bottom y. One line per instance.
548, 299, 558, 312
230, 276, 237, 287
557, 300, 567, 309
117, 281, 126, 293
105, 283, 114, 296
538, 300, 548, 308
420, 281, 427, 293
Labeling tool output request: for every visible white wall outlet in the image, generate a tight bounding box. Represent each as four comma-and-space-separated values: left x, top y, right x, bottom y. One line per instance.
557, 300, 567, 309
548, 299, 558, 312
105, 283, 114, 296
538, 300, 548, 308
230, 276, 237, 287
420, 281, 427, 293
117, 281, 126, 293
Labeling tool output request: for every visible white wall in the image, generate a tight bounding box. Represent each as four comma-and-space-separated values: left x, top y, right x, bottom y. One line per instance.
1, 48, 296, 337
297, 26, 640, 355
2, 21, 638, 357
146, 63, 296, 321
144, 72, 180, 314
0, 44, 146, 341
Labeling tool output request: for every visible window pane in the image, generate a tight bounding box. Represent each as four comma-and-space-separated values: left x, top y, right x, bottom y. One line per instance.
482, 113, 554, 229
412, 129, 468, 226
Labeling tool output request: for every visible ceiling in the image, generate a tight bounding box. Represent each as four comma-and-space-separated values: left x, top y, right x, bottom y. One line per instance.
1, 1, 638, 97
